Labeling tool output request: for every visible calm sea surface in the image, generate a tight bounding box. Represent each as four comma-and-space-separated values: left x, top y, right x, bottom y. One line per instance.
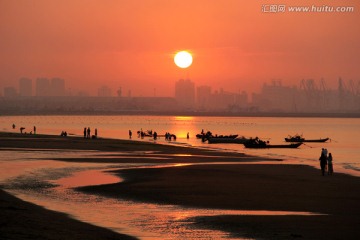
0, 115, 359, 239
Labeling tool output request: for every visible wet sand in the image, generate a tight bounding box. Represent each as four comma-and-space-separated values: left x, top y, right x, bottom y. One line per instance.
1, 132, 360, 239
81, 164, 360, 239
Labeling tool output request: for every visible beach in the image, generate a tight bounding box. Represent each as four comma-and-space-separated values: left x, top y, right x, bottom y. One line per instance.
1, 132, 360, 239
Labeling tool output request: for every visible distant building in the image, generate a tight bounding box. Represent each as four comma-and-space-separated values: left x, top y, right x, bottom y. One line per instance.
3, 87, 17, 97
252, 81, 297, 112
175, 79, 195, 110
234, 91, 248, 109
98, 86, 112, 97
196, 85, 212, 110
51, 78, 65, 96
209, 88, 236, 111
196, 86, 249, 112
36, 78, 50, 96
19, 78, 32, 96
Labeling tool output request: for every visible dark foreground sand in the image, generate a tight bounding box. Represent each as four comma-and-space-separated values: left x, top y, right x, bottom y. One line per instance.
0, 189, 137, 240
1, 132, 360, 239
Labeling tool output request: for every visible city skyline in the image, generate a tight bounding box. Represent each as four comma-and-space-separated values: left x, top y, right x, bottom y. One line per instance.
2, 75, 359, 99
1, 77, 359, 114
1, 1, 359, 97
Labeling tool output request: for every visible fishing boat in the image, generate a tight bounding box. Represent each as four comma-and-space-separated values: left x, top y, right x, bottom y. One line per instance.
244, 138, 302, 149
196, 131, 238, 140
196, 131, 213, 139
284, 134, 329, 143
207, 136, 249, 144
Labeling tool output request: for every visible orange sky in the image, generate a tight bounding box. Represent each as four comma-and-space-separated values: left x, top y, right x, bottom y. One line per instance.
0, 0, 359, 96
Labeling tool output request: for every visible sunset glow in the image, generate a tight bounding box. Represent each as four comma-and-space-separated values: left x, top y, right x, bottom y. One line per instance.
0, 1, 359, 96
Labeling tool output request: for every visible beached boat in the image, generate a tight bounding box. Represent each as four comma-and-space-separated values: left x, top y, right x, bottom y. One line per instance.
244, 138, 302, 149
284, 135, 329, 143
207, 136, 249, 144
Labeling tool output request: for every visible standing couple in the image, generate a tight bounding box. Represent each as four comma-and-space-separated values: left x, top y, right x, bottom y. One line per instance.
319, 148, 333, 176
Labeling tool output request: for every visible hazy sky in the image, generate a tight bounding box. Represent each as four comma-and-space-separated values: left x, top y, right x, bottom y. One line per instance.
1, 0, 359, 96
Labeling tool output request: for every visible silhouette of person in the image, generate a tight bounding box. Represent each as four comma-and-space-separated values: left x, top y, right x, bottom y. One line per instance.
187, 132, 189, 139
95, 128, 98, 137
33, 126, 36, 134
129, 130, 132, 139
153, 131, 157, 140
87, 127, 91, 139
319, 150, 327, 176
12, 124, 16, 129
83, 127, 87, 138
20, 127, 25, 134
327, 153, 333, 175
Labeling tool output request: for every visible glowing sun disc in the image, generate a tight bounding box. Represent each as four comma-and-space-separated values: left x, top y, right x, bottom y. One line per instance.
174, 51, 193, 68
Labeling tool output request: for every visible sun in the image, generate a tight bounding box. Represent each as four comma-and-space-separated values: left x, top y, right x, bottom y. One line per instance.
174, 51, 193, 68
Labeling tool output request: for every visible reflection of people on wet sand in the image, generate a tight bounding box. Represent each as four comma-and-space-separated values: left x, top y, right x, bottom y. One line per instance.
20, 127, 25, 134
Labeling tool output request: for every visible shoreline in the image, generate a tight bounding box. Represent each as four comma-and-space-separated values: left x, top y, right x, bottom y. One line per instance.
1, 132, 360, 239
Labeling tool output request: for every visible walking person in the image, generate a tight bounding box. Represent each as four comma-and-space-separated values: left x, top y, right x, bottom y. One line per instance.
83, 127, 87, 138
327, 153, 334, 175
87, 127, 91, 139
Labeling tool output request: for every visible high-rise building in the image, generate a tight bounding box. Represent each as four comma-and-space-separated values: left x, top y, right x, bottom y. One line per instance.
175, 79, 195, 109
51, 78, 65, 96
196, 85, 212, 110
36, 78, 50, 96
19, 78, 32, 96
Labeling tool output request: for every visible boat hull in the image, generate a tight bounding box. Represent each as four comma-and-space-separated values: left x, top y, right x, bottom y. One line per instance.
207, 137, 249, 144
285, 138, 329, 143
244, 142, 303, 149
